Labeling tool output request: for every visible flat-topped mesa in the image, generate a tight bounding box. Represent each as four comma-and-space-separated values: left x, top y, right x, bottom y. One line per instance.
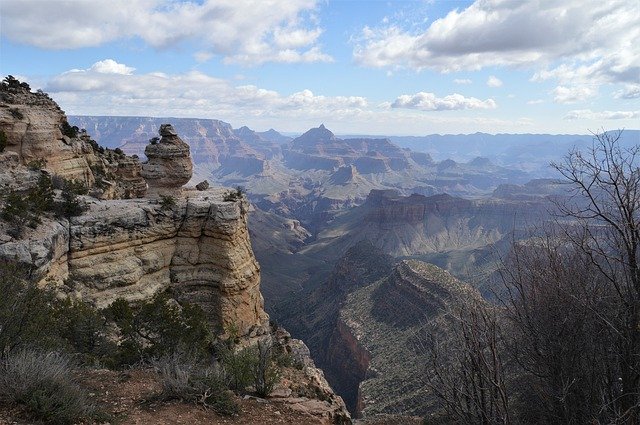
141, 124, 193, 198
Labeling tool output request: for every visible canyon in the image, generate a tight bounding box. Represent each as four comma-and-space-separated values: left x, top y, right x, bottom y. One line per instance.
0, 82, 351, 424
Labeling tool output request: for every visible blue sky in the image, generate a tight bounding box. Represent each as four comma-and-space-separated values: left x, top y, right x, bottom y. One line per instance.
1, 0, 638, 135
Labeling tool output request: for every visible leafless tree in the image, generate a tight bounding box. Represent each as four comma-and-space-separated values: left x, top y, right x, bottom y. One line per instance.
419, 299, 511, 425
551, 129, 639, 423
499, 232, 616, 424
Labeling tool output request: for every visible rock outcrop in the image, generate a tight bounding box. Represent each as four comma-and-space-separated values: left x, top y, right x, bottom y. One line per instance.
0, 80, 147, 199
0, 80, 352, 423
0, 83, 95, 186
141, 124, 193, 197
0, 188, 269, 335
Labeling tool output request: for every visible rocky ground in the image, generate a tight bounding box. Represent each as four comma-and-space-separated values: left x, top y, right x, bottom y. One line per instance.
0, 367, 343, 425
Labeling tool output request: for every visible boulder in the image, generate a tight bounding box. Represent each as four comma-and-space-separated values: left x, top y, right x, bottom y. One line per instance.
141, 124, 193, 197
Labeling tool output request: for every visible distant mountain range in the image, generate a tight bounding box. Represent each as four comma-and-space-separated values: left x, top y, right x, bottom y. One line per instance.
70, 115, 638, 178
342, 130, 640, 175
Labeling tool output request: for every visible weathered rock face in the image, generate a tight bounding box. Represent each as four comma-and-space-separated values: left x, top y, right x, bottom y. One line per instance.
0, 84, 95, 186
0, 82, 147, 199
272, 327, 352, 424
141, 124, 193, 197
0, 188, 268, 336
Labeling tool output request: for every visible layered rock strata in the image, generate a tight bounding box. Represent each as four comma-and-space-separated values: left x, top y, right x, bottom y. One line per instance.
0, 82, 147, 198
141, 124, 193, 197
0, 188, 268, 335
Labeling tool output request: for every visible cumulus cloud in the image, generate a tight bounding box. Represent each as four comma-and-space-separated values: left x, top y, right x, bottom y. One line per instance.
454, 78, 472, 85
45, 60, 365, 120
353, 0, 639, 89
564, 109, 640, 120
486, 76, 503, 87
0, 0, 330, 65
87, 59, 135, 75
391, 92, 496, 111
614, 84, 640, 99
527, 99, 544, 105
553, 86, 596, 104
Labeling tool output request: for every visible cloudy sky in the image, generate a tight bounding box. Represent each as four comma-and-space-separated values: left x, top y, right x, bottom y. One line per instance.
1, 0, 638, 135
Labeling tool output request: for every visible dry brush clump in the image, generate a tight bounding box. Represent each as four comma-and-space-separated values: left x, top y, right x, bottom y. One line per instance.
0, 350, 96, 425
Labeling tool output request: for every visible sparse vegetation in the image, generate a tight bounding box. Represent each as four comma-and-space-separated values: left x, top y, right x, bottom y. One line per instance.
153, 351, 238, 415
105, 294, 212, 367
60, 121, 79, 139
0, 350, 96, 425
218, 338, 280, 397
253, 339, 280, 397
0, 129, 7, 153
159, 194, 177, 210
149, 136, 159, 145
1, 75, 30, 91
422, 130, 640, 424
223, 186, 245, 202
1, 173, 54, 237
53, 180, 89, 219
26, 158, 47, 170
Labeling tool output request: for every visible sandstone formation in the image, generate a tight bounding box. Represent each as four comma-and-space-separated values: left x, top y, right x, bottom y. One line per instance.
0, 188, 268, 335
195, 180, 210, 191
0, 80, 147, 199
0, 80, 352, 422
141, 124, 193, 197
304, 189, 546, 259
0, 83, 96, 186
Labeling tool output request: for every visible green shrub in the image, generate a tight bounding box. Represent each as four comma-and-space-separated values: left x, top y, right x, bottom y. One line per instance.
159, 194, 177, 210
0, 129, 7, 153
253, 340, 280, 397
105, 295, 213, 367
54, 181, 88, 219
60, 121, 79, 139
153, 351, 238, 415
218, 339, 280, 396
1, 174, 56, 236
26, 158, 47, 170
0, 261, 55, 352
219, 345, 257, 393
51, 298, 113, 363
223, 186, 245, 202
1, 174, 89, 237
0, 349, 95, 425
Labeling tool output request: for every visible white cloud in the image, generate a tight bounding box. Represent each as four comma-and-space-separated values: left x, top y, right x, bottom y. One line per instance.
614, 84, 640, 99
564, 109, 640, 120
391, 92, 496, 111
486, 76, 503, 87
353, 0, 639, 90
0, 0, 330, 65
88, 59, 135, 75
527, 99, 544, 105
454, 78, 472, 85
45, 60, 365, 120
553, 86, 596, 104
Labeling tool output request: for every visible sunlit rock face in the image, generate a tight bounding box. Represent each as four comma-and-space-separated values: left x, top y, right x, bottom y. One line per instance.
0, 84, 95, 186
141, 124, 193, 197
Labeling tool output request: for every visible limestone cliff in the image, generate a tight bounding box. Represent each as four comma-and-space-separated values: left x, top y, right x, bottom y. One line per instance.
0, 79, 147, 199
